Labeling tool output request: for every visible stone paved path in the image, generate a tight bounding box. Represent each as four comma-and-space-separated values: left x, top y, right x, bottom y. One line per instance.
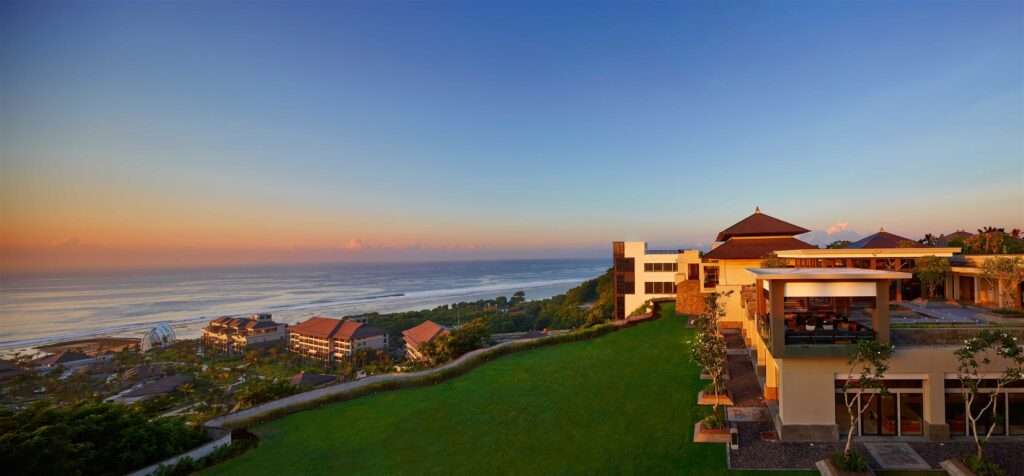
726, 353, 764, 407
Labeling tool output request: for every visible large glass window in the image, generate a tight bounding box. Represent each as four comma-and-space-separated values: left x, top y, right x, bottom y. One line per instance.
971, 394, 1004, 436
900, 394, 924, 436
946, 393, 967, 436
1009, 394, 1024, 436
880, 394, 898, 435
644, 282, 676, 294
862, 395, 880, 435
704, 266, 719, 288
835, 394, 854, 435
644, 262, 678, 272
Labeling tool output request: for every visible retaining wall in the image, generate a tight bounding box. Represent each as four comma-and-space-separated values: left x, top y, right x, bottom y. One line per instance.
126, 430, 231, 476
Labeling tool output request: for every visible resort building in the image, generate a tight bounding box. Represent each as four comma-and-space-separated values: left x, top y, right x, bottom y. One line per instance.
612, 241, 701, 320
402, 320, 449, 361
947, 254, 1024, 308
201, 313, 288, 354
614, 208, 1024, 443
288, 316, 389, 366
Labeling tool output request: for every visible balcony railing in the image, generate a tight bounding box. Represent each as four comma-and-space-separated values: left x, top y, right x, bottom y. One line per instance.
757, 312, 875, 347
784, 327, 875, 345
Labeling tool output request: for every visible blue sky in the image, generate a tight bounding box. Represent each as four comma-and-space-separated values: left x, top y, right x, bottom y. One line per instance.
1, 1, 1022, 269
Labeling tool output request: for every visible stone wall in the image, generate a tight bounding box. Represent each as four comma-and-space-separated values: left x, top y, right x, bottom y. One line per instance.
676, 280, 705, 316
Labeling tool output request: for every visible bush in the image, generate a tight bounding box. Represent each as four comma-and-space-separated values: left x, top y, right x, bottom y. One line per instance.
0, 402, 208, 476
964, 455, 1007, 476
701, 408, 726, 430
831, 451, 869, 472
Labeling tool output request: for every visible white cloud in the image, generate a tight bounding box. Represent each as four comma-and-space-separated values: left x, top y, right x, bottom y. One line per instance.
342, 239, 366, 251
826, 222, 849, 236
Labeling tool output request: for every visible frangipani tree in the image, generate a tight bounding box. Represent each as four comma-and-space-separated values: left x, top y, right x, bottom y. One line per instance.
841, 340, 895, 459
980, 257, 1024, 309
914, 255, 950, 299
689, 292, 731, 412
955, 330, 1024, 462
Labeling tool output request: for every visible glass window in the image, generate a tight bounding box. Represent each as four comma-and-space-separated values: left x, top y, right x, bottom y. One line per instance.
946, 393, 967, 436
835, 393, 854, 435
900, 394, 924, 436
704, 266, 719, 288
862, 395, 880, 435
880, 394, 898, 436
971, 393, 1005, 437
1009, 394, 1024, 436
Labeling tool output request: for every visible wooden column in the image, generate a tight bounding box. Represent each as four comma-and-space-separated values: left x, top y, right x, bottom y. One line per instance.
974, 276, 981, 304
874, 280, 891, 344
755, 279, 765, 316
770, 280, 786, 356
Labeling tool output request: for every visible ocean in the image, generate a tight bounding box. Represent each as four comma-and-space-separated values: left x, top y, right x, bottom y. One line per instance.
0, 259, 609, 351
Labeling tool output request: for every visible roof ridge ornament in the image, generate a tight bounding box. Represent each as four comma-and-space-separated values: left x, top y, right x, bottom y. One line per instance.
755, 206, 761, 213
880, 226, 886, 233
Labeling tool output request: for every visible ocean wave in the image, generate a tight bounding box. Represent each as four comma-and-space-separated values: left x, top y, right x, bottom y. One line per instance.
0, 272, 602, 351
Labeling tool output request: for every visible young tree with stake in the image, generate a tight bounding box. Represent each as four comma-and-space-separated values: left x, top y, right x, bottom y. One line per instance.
955, 331, 1024, 465
839, 340, 894, 468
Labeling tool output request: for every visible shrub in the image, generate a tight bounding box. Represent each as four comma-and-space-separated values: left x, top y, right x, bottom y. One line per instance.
964, 454, 1007, 476
831, 451, 868, 472
0, 402, 207, 476
701, 408, 726, 430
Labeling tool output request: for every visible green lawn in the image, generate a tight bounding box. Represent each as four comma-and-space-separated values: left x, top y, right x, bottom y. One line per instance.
204, 305, 811, 475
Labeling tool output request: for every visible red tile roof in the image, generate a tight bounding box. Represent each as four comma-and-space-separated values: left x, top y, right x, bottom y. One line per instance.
715, 209, 810, 241
402, 320, 448, 347
290, 316, 384, 341
703, 237, 816, 260
32, 351, 91, 367
936, 230, 973, 246
847, 230, 927, 249
288, 317, 343, 339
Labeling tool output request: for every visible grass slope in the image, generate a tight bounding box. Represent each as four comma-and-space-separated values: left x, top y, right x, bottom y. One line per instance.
204, 306, 810, 475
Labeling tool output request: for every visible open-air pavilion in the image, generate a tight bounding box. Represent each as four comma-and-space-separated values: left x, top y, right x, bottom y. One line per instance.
748, 267, 913, 357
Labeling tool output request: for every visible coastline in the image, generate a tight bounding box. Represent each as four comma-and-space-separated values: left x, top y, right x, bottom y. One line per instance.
1, 276, 592, 357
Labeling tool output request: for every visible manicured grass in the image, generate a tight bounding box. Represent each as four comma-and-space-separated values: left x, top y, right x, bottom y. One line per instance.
204, 305, 811, 475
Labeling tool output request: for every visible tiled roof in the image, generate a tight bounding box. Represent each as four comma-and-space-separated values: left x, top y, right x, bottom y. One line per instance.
289, 371, 336, 387
32, 351, 91, 367
122, 374, 192, 398
936, 230, 973, 246
289, 317, 343, 339
715, 209, 810, 242
402, 320, 448, 347
208, 314, 283, 331
847, 230, 926, 249
703, 237, 816, 260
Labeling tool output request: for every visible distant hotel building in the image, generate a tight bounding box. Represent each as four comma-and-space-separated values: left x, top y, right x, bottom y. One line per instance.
402, 320, 448, 361
288, 316, 388, 365
201, 313, 288, 353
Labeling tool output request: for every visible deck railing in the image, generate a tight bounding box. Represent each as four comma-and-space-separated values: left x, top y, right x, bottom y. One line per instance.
784, 327, 875, 345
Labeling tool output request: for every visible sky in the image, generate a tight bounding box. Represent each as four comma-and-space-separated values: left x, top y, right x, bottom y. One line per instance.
1, 1, 1022, 271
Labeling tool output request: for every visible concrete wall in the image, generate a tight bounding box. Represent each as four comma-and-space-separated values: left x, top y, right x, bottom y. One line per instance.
774, 345, 1017, 441
701, 259, 760, 330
